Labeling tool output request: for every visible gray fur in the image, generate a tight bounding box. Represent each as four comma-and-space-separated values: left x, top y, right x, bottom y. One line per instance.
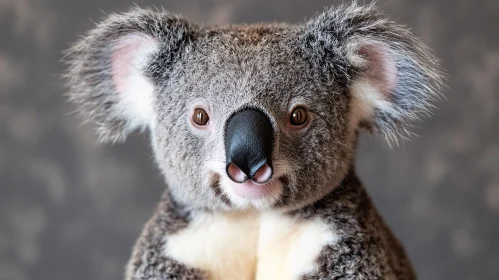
294, 171, 416, 279
64, 2, 443, 279
64, 8, 196, 142
303, 3, 443, 144
125, 190, 206, 279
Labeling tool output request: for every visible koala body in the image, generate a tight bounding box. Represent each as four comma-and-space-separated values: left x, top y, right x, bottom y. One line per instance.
65, 2, 442, 279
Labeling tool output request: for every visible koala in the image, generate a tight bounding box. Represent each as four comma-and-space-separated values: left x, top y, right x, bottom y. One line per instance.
65, 2, 442, 280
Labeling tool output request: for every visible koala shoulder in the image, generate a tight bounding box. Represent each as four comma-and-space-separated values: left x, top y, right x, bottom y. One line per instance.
125, 191, 206, 280
294, 172, 416, 279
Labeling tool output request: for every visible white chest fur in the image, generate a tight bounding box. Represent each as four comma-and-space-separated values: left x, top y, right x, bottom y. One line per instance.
165, 210, 338, 280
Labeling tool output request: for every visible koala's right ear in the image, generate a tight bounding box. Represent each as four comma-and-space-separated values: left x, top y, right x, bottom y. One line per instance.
64, 8, 196, 143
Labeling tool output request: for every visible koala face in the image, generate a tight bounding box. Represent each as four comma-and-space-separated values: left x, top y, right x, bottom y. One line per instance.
150, 27, 354, 210
65, 3, 442, 211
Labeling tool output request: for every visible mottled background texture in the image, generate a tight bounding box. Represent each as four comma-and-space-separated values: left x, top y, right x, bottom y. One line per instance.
0, 0, 498, 279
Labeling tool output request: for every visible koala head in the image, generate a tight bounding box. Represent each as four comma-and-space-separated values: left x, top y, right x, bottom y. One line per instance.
65, 3, 442, 211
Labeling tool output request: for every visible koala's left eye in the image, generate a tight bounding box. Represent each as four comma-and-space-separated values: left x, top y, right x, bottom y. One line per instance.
290, 107, 308, 126
192, 108, 210, 126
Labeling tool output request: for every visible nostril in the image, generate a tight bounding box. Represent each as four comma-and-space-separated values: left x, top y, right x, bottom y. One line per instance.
252, 164, 273, 184
227, 163, 248, 183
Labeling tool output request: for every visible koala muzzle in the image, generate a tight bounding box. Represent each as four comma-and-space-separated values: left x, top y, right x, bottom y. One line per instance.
225, 108, 274, 184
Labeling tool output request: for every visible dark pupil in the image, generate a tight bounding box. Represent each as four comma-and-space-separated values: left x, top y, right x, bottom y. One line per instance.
292, 108, 305, 125
194, 109, 208, 125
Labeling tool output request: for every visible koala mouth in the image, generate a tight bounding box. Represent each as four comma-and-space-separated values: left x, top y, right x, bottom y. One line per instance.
227, 178, 282, 200
208, 161, 290, 208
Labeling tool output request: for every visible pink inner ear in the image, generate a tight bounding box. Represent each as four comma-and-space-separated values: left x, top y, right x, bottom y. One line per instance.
357, 43, 398, 98
111, 34, 156, 94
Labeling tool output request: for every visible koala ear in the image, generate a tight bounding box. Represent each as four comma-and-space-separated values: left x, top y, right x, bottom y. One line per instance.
304, 2, 443, 144
64, 8, 195, 143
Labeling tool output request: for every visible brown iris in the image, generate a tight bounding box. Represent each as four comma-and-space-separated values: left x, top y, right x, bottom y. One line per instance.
290, 107, 308, 126
193, 108, 209, 126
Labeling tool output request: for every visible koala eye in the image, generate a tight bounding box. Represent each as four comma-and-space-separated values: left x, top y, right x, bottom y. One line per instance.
192, 108, 210, 126
290, 107, 308, 126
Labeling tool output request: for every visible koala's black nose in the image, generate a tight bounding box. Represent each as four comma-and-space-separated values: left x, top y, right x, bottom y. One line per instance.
225, 108, 274, 184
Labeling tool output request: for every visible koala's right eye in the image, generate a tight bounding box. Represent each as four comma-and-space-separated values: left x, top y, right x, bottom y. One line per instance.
192, 108, 210, 126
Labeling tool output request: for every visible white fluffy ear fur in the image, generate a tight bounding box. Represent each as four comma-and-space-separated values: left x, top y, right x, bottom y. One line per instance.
111, 34, 159, 132
348, 41, 398, 130
304, 2, 444, 145
65, 8, 195, 143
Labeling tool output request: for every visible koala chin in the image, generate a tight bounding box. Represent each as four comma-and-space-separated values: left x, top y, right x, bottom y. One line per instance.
65, 2, 442, 280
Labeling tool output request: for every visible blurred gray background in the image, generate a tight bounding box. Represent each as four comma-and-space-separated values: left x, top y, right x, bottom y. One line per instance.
1, 0, 498, 279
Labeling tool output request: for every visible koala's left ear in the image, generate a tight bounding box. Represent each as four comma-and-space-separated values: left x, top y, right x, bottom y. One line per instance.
64, 8, 196, 142
304, 2, 443, 144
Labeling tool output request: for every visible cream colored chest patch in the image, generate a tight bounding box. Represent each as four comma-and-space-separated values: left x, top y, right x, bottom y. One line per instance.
165, 210, 338, 280
165, 210, 260, 280
256, 212, 338, 279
